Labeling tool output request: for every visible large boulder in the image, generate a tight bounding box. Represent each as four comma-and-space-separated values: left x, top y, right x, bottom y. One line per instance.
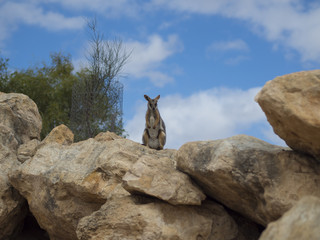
176, 135, 320, 226
122, 155, 206, 205
0, 92, 42, 239
255, 70, 320, 160
76, 196, 239, 240
0, 92, 42, 144
9, 128, 180, 240
259, 196, 320, 240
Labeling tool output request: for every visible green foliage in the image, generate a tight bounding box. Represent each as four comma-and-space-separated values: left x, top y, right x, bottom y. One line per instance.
0, 18, 129, 141
0, 52, 77, 139
0, 54, 9, 91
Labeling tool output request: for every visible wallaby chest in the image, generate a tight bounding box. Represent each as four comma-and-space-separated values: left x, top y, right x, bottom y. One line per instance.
146, 111, 160, 139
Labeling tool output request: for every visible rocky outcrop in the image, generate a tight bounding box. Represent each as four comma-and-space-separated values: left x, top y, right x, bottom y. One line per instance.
10, 127, 212, 239
255, 70, 320, 160
176, 135, 320, 226
2, 68, 320, 240
77, 196, 238, 240
9, 134, 144, 239
259, 196, 320, 240
8, 124, 258, 240
0, 92, 42, 239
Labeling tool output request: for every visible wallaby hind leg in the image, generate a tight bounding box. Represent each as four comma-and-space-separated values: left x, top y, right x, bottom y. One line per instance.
142, 129, 149, 147
158, 130, 166, 150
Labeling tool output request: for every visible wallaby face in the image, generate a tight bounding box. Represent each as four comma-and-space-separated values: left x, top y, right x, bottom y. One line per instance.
142, 94, 166, 150
144, 95, 160, 111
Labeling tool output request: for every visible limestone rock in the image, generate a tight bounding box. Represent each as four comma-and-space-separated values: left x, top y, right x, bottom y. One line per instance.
0, 145, 27, 240
255, 70, 320, 159
0, 93, 41, 239
76, 196, 239, 240
17, 139, 40, 163
229, 210, 263, 240
0, 92, 42, 144
94, 131, 122, 142
42, 124, 74, 145
259, 196, 320, 240
123, 156, 206, 205
9, 133, 176, 240
0, 125, 19, 151
176, 135, 320, 226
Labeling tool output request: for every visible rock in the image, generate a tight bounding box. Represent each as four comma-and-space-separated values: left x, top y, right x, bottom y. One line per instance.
0, 145, 27, 240
94, 131, 122, 142
255, 70, 320, 160
9, 133, 177, 240
76, 196, 239, 240
176, 135, 320, 226
0, 125, 19, 151
0, 93, 42, 239
42, 124, 74, 145
228, 209, 264, 240
0, 92, 42, 144
122, 155, 206, 205
259, 196, 320, 240
17, 139, 40, 163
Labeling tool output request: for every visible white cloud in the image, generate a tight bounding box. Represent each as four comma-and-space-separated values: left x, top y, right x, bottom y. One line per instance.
0, 1, 85, 43
151, 0, 320, 63
72, 34, 183, 87
125, 87, 284, 149
124, 34, 183, 87
44, 0, 141, 18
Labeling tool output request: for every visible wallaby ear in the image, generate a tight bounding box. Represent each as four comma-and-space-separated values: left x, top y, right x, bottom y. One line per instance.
144, 95, 150, 101
155, 95, 160, 100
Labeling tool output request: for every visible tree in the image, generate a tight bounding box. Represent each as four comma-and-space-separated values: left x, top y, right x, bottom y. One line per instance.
70, 19, 130, 141
1, 53, 76, 138
0, 54, 9, 91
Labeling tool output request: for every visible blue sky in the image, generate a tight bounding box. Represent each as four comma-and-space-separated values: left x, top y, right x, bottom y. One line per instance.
1, 0, 320, 149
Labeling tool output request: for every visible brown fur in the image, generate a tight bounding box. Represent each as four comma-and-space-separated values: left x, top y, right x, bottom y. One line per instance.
142, 94, 166, 150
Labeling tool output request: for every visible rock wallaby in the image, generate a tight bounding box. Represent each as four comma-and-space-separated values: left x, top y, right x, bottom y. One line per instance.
142, 95, 166, 150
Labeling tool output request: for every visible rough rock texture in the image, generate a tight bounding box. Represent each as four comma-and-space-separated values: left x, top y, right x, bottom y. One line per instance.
76, 196, 239, 240
122, 155, 206, 205
259, 196, 320, 240
255, 70, 320, 160
0, 92, 42, 239
176, 135, 320, 226
94, 131, 122, 142
9, 130, 177, 240
0, 144, 27, 239
17, 139, 40, 163
41, 124, 74, 145
0, 92, 42, 144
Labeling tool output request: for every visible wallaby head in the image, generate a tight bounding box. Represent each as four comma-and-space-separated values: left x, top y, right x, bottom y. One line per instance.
144, 95, 160, 111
